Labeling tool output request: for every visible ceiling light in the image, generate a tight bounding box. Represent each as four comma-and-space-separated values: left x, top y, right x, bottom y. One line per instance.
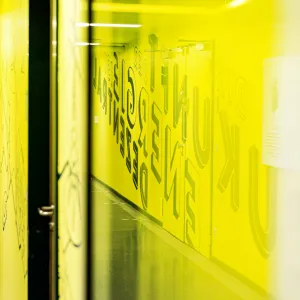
76, 22, 142, 28
227, 0, 247, 8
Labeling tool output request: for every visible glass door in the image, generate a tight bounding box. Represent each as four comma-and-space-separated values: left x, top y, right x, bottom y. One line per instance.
57, 0, 89, 299
0, 0, 29, 299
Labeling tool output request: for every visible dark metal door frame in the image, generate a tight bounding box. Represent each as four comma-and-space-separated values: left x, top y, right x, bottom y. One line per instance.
28, 0, 57, 299
50, 0, 58, 298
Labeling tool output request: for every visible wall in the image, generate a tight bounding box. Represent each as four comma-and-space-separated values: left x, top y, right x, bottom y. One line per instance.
91, 0, 277, 294
0, 0, 28, 299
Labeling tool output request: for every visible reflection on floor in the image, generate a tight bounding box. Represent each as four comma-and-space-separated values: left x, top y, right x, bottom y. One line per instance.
91, 179, 267, 300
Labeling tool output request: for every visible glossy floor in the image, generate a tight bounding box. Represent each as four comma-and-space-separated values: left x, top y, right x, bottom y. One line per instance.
91, 180, 267, 300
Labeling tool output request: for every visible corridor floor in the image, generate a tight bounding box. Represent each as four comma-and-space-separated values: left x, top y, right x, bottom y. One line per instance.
91, 180, 268, 300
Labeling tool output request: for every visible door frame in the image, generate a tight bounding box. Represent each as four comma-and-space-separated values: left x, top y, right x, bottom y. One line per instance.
28, 0, 58, 298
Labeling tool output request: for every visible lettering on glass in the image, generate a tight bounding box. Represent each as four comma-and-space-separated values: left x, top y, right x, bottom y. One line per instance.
132, 141, 139, 189
126, 127, 132, 173
102, 78, 107, 114
249, 146, 276, 257
108, 88, 113, 125
151, 102, 162, 184
120, 115, 125, 157
193, 87, 211, 169
185, 159, 200, 249
138, 88, 149, 158
113, 52, 119, 103
140, 162, 148, 210
173, 64, 187, 128
113, 99, 119, 144
165, 126, 182, 219
218, 110, 240, 211
97, 67, 102, 102
127, 67, 137, 129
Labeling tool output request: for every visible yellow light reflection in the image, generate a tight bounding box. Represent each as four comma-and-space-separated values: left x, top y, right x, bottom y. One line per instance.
228, 0, 248, 8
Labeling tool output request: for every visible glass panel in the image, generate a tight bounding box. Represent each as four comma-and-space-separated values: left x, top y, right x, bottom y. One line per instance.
57, 0, 88, 298
0, 1, 29, 299
90, 0, 283, 299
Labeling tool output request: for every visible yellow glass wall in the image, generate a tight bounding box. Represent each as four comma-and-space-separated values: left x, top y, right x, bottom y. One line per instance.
91, 0, 279, 296
211, 0, 276, 292
58, 0, 88, 298
0, 0, 28, 299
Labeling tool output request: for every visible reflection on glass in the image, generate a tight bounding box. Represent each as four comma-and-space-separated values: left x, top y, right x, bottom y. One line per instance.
90, 0, 300, 299
0, 1, 29, 299
58, 0, 88, 299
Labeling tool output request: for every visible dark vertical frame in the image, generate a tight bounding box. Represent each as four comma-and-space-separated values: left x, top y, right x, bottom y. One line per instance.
50, 0, 59, 297
28, 0, 51, 299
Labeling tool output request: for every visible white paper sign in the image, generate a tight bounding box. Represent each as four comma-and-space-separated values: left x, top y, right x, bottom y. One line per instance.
263, 57, 300, 170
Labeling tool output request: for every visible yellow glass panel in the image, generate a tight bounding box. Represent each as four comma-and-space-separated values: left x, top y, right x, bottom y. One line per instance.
0, 0, 28, 299
58, 0, 88, 298
90, 0, 291, 298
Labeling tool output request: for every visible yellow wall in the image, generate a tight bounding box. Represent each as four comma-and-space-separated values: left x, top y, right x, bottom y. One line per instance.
0, 0, 28, 299
57, 0, 88, 298
211, 3, 275, 291
90, 0, 277, 295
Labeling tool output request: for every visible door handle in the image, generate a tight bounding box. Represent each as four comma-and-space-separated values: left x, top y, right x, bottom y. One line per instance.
38, 205, 55, 217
